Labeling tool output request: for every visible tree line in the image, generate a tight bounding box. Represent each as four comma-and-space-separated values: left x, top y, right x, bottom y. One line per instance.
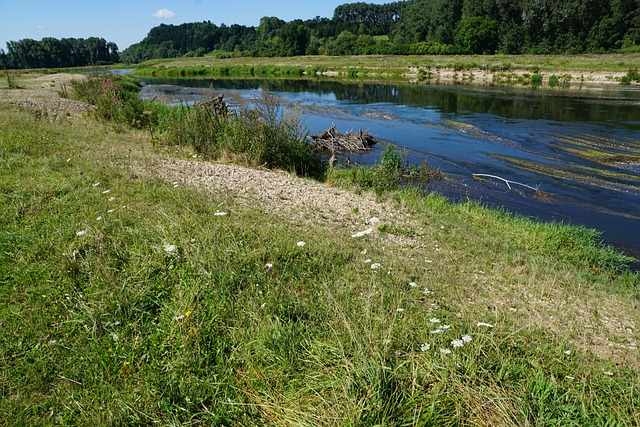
1, 37, 119, 69
121, 0, 639, 62
2, 0, 638, 69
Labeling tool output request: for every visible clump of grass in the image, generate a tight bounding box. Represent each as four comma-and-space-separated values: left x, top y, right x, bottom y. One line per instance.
3, 68, 21, 89
327, 146, 443, 195
168, 91, 327, 179
620, 68, 640, 85
69, 74, 151, 128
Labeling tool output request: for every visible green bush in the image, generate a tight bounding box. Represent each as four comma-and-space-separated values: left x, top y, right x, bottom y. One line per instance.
328, 146, 443, 195
168, 91, 327, 180
70, 75, 148, 126
621, 68, 640, 85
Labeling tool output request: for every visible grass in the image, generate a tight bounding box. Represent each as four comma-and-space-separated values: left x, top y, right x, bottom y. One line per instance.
129, 53, 640, 86
1, 74, 640, 425
135, 53, 640, 73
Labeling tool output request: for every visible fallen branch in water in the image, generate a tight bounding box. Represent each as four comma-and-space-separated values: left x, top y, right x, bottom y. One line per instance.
472, 174, 539, 192
310, 124, 378, 152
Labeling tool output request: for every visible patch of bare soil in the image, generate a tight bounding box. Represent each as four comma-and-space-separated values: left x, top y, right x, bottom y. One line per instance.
0, 73, 93, 120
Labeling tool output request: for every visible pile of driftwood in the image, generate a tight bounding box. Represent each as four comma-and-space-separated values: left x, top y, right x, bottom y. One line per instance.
195, 94, 230, 116
310, 125, 378, 152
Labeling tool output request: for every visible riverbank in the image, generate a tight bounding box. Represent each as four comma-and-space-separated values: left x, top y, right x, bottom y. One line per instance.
1, 72, 638, 425
130, 53, 640, 88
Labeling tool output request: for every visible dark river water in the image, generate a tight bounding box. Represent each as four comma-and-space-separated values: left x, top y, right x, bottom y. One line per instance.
139, 78, 640, 258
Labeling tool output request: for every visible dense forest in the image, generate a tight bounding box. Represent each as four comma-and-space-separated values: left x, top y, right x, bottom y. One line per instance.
0, 38, 119, 69
2, 0, 639, 69
121, 0, 639, 61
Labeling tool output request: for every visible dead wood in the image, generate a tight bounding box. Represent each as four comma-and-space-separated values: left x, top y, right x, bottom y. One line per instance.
195, 94, 230, 116
310, 124, 378, 152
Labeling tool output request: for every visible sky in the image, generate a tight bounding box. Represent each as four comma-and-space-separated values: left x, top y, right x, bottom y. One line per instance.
0, 0, 393, 52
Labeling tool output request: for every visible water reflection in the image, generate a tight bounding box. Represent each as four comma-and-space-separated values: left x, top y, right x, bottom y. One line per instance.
139, 77, 640, 256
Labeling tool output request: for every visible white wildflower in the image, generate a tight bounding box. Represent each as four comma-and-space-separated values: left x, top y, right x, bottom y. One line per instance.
107, 209, 115, 213
440, 348, 452, 355
163, 244, 177, 253
441, 325, 451, 330
477, 322, 494, 328
371, 263, 382, 269
351, 228, 373, 238
423, 287, 432, 294
408, 282, 418, 288
429, 318, 441, 323
396, 308, 405, 313
451, 339, 464, 348
214, 211, 227, 216
108, 197, 115, 202
430, 329, 444, 334
297, 241, 306, 247
96, 216, 103, 221
462, 335, 472, 343
76, 230, 86, 237
264, 263, 273, 270
564, 350, 572, 355
420, 343, 430, 352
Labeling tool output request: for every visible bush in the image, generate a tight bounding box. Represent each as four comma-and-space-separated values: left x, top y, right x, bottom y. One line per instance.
168, 91, 327, 180
621, 68, 640, 85
328, 146, 443, 195
70, 75, 148, 126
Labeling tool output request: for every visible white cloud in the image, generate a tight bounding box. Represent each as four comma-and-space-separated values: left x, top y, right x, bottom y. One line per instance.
152, 9, 176, 19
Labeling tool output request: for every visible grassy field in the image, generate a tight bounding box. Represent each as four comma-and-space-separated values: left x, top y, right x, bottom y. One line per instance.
128, 53, 640, 85
136, 53, 640, 73
1, 72, 639, 426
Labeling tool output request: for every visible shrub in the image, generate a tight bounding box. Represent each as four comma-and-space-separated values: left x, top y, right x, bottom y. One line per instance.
70, 74, 152, 126
168, 91, 327, 180
621, 68, 640, 85
328, 146, 443, 195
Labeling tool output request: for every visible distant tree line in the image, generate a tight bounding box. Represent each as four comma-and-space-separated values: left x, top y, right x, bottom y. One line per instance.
120, 0, 639, 62
1, 37, 119, 69
2, 0, 638, 69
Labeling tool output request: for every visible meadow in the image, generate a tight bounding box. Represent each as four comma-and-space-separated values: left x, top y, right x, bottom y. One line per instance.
129, 53, 640, 86
0, 71, 639, 426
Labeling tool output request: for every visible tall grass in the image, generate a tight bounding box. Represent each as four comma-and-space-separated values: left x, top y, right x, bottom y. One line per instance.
327, 146, 444, 195
168, 91, 327, 179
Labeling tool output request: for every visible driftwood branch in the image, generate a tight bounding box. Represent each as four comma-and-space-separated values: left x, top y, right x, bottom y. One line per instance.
310, 124, 378, 152
472, 174, 539, 192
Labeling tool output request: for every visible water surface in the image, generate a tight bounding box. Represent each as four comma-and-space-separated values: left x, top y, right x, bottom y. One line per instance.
140, 78, 640, 257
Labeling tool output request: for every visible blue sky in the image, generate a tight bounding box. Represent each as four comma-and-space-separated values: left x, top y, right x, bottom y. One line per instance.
1, 0, 392, 52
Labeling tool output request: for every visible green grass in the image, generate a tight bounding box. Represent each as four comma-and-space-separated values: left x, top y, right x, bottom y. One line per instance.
128, 53, 640, 86
1, 81, 639, 425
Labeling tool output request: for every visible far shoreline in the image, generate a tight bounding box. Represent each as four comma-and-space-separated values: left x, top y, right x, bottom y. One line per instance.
123, 53, 640, 90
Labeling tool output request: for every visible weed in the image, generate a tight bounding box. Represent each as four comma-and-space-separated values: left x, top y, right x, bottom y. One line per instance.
168, 91, 327, 179
620, 68, 640, 85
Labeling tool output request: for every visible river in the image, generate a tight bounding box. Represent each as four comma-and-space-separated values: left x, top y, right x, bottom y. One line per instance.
138, 77, 640, 259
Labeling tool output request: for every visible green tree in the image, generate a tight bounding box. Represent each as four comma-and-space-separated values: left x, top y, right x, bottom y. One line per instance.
455, 16, 498, 54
